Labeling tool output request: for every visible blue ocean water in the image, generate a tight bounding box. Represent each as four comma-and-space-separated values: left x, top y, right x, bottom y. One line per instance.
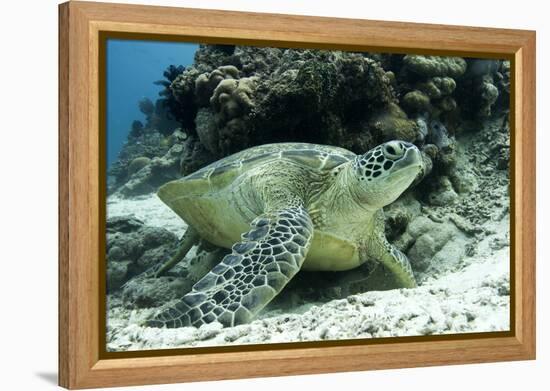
106, 39, 198, 167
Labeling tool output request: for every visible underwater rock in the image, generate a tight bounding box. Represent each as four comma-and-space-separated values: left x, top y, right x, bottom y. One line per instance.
402, 77, 458, 117
111, 45, 511, 203
168, 46, 240, 132
417, 150, 434, 182
384, 194, 423, 242
425, 120, 457, 172
122, 277, 191, 309
127, 157, 151, 176
422, 76, 456, 98
138, 98, 155, 118
449, 165, 478, 194
179, 135, 217, 176
118, 143, 184, 197
487, 118, 510, 171
195, 108, 219, 155
108, 129, 172, 190
106, 215, 144, 233
404, 215, 467, 277
396, 55, 470, 150
152, 48, 412, 172
108, 261, 133, 292
121, 240, 227, 309
427, 176, 459, 206
106, 216, 179, 292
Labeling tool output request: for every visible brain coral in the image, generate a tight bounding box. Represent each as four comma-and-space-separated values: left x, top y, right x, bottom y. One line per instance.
194, 65, 240, 106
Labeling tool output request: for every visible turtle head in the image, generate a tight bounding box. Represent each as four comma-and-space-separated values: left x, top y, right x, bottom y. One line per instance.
353, 140, 423, 208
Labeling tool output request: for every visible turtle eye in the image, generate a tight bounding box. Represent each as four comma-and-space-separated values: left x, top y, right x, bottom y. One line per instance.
383, 141, 405, 160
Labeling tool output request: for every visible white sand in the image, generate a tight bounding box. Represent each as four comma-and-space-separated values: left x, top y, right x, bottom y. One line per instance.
106, 192, 510, 352
107, 193, 187, 237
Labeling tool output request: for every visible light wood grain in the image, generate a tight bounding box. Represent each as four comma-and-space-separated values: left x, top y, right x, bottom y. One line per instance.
58, 1, 536, 389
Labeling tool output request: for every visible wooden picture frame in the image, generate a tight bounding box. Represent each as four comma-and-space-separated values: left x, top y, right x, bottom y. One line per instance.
58, 1, 536, 389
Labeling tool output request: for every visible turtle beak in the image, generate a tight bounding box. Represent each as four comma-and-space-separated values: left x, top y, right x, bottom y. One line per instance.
394, 146, 422, 171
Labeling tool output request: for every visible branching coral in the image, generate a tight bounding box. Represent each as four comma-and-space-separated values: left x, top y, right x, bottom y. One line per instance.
154, 64, 185, 125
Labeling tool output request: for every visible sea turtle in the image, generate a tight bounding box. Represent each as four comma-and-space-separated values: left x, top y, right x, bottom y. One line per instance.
144, 140, 423, 328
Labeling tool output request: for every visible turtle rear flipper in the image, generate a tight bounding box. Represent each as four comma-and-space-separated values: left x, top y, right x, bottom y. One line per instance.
119, 226, 200, 292
144, 205, 314, 328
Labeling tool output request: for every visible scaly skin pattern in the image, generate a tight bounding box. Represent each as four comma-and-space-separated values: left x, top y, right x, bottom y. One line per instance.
145, 206, 313, 328
147, 141, 422, 328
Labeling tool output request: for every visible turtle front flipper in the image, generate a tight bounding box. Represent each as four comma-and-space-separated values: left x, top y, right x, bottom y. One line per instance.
145, 206, 314, 328
378, 245, 416, 288
367, 210, 417, 289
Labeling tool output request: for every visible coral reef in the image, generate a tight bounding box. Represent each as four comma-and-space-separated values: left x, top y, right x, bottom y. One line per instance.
108, 128, 171, 190
168, 47, 403, 159
110, 46, 511, 202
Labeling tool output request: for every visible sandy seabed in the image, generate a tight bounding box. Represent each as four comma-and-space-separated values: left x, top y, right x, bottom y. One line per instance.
106, 190, 509, 352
